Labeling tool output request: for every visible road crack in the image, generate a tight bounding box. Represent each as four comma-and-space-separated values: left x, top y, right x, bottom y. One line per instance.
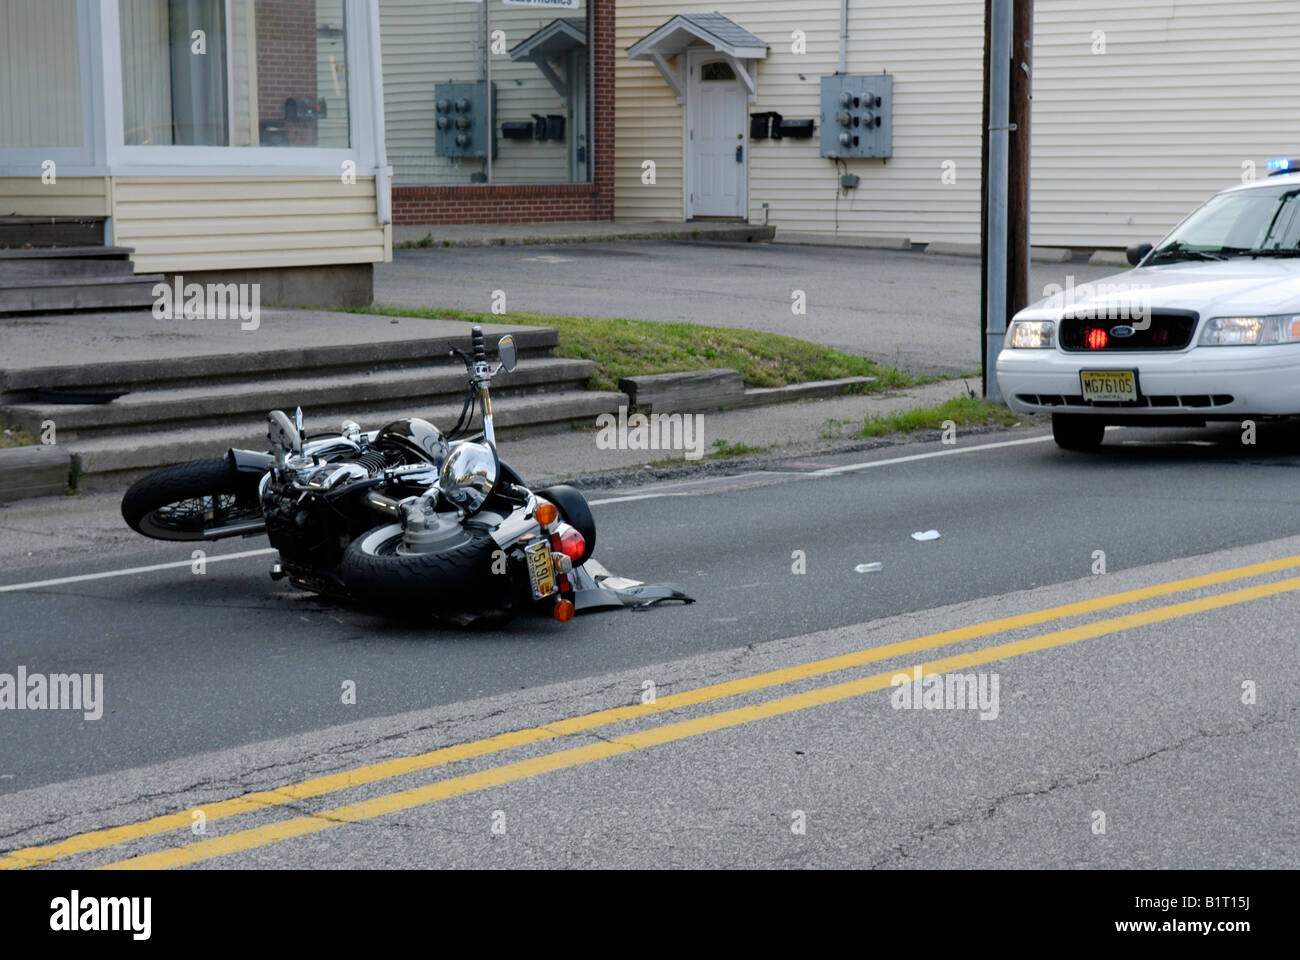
869, 708, 1295, 868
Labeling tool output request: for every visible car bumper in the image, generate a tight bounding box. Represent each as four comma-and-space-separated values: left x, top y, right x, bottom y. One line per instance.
995, 345, 1300, 418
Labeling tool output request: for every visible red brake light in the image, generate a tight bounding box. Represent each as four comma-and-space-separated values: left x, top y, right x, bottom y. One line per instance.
557, 526, 586, 563
1084, 328, 1109, 350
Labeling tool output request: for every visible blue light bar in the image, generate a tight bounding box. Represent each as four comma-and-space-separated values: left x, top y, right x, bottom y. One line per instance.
1267, 158, 1300, 176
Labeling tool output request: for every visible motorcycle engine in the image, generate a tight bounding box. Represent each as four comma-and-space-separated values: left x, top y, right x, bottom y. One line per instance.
261, 446, 405, 581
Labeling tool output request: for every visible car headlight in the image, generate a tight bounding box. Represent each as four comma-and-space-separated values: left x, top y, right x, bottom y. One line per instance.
1005, 320, 1055, 349
1199, 315, 1300, 346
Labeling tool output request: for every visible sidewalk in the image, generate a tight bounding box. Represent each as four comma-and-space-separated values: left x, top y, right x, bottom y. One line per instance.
393, 219, 774, 248
499, 378, 981, 486
0, 307, 550, 375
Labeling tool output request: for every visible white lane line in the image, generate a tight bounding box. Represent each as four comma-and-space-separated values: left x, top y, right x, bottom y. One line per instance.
589, 434, 1053, 504
0, 548, 276, 594
2, 435, 1051, 590
808, 434, 1053, 476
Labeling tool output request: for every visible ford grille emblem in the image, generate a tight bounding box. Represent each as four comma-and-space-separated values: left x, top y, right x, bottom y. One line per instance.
1110, 325, 1136, 338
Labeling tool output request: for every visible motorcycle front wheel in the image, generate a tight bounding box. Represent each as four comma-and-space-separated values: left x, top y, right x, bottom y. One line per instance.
339, 523, 502, 612
121, 457, 264, 541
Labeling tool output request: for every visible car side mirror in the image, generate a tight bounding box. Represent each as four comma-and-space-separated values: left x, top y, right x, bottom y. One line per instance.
497, 335, 517, 373
1126, 242, 1153, 266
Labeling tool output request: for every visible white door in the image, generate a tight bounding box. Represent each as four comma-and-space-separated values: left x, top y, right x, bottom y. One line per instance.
685, 51, 747, 219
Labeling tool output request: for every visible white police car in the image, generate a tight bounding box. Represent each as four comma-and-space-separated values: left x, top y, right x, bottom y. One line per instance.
996, 158, 1300, 450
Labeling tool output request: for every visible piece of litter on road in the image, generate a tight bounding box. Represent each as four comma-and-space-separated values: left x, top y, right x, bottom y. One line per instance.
854, 562, 883, 573
911, 530, 941, 542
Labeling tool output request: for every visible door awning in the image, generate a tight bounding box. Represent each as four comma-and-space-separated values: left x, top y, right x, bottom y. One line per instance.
510, 18, 587, 102
627, 13, 768, 101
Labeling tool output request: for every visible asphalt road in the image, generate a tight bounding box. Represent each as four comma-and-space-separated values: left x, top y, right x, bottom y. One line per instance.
2, 421, 1299, 868
376, 241, 1118, 376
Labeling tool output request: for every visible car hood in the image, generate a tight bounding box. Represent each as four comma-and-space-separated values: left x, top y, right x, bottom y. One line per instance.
1014, 259, 1300, 322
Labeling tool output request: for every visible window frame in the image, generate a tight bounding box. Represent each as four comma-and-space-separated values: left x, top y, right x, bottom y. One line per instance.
102, 0, 376, 177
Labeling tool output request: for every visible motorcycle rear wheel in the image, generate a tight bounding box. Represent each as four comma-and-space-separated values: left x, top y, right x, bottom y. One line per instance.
339, 523, 502, 613
121, 457, 263, 541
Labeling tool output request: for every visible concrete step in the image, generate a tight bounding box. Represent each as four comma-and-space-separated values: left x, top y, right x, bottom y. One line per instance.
0, 216, 108, 248
2, 356, 597, 436
0, 257, 137, 280
0, 245, 134, 260
1, 326, 561, 392
0, 274, 164, 315
68, 388, 627, 476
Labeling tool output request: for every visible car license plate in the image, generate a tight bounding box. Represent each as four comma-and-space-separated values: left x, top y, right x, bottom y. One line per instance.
524, 540, 557, 600
1080, 370, 1138, 403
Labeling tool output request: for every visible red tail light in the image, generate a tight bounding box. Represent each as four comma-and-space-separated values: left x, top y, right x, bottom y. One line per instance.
556, 525, 586, 563
1084, 328, 1109, 350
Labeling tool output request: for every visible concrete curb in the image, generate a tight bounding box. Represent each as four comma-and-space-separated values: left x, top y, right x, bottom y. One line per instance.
0, 444, 70, 502
923, 241, 982, 257
925, 241, 1076, 262
773, 232, 911, 251
1031, 246, 1074, 263
1089, 249, 1132, 267
619, 369, 874, 414
396, 224, 775, 249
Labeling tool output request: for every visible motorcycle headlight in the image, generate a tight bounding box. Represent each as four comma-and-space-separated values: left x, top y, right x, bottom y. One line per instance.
1199, 315, 1300, 346
1005, 320, 1055, 349
438, 442, 497, 513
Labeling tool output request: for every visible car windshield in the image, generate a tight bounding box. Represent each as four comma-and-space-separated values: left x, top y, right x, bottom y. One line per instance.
1148, 184, 1300, 263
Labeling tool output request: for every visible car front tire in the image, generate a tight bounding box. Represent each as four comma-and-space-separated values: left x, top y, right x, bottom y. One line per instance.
1052, 414, 1107, 451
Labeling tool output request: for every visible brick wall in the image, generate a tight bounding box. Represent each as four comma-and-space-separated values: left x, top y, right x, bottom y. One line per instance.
391, 0, 615, 225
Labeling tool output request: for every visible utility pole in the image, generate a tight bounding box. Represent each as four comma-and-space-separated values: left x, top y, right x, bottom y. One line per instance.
981, 0, 1031, 402
1009, 0, 1033, 329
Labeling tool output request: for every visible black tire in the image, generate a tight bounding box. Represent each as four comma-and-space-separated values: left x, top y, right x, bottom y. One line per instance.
1052, 414, 1107, 451
536, 484, 596, 564
121, 457, 262, 541
339, 522, 501, 610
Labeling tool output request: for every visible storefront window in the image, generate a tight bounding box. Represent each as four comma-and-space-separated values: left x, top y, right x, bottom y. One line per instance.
380, 0, 589, 186
120, 0, 350, 148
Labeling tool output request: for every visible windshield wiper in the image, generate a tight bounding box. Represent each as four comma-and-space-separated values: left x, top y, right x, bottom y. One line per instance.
1219, 247, 1300, 258
1146, 242, 1227, 264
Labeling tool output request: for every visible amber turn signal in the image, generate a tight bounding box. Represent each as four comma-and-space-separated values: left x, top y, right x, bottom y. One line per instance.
553, 598, 575, 622
535, 502, 558, 527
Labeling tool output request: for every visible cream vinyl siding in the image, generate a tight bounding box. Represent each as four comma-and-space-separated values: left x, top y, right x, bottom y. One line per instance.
0, 177, 108, 218
1032, 0, 1300, 248
617, 0, 984, 241
109, 177, 390, 272
618, 0, 1300, 248
0, 0, 84, 149
380, 0, 583, 186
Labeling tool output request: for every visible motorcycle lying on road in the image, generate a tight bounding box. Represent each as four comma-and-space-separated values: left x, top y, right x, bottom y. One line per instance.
120, 326, 691, 626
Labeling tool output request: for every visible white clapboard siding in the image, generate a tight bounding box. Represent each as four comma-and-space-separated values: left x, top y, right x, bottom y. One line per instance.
379, 0, 584, 186
229, 0, 259, 147
0, 177, 109, 217
617, 0, 1300, 248
110, 177, 389, 272
1031, 0, 1300, 248
0, 0, 84, 149
616, 0, 983, 239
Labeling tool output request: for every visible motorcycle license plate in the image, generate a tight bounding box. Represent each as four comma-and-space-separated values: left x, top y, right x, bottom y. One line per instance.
1080, 370, 1138, 403
525, 540, 557, 599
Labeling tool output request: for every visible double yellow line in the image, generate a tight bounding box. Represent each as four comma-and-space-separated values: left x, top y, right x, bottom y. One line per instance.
5, 553, 1300, 870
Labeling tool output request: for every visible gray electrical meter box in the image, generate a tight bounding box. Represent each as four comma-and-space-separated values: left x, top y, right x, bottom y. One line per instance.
819, 74, 892, 159
435, 81, 497, 160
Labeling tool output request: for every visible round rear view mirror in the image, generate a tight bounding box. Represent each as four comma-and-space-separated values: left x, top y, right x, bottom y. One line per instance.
497, 335, 518, 373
